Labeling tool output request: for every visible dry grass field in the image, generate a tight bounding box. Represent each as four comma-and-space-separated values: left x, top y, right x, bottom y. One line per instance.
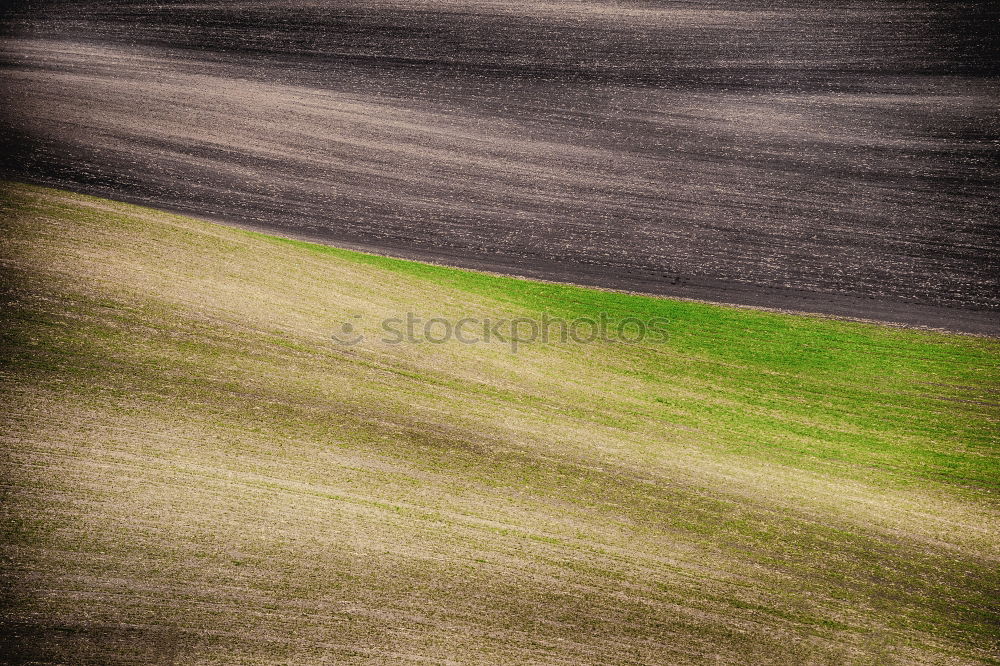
0, 183, 998, 663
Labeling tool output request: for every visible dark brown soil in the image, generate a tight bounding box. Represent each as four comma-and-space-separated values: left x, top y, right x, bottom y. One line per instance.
1, 1, 997, 334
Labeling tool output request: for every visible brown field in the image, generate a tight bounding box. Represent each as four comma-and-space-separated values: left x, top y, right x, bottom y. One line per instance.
1, 1, 997, 332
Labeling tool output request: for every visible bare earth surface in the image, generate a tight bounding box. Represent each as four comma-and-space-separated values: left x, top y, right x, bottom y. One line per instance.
0, 1, 998, 333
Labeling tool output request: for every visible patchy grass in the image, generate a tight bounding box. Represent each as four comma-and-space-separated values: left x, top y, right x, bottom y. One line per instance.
1, 182, 997, 664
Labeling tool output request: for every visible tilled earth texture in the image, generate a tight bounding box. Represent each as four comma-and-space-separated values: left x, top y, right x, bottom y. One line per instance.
0, 1, 998, 333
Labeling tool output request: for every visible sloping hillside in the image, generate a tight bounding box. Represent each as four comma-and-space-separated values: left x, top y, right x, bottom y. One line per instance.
0, 183, 997, 663
2, 0, 998, 331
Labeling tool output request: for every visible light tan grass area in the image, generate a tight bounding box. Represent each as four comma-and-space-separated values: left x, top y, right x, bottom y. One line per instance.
1, 183, 997, 663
